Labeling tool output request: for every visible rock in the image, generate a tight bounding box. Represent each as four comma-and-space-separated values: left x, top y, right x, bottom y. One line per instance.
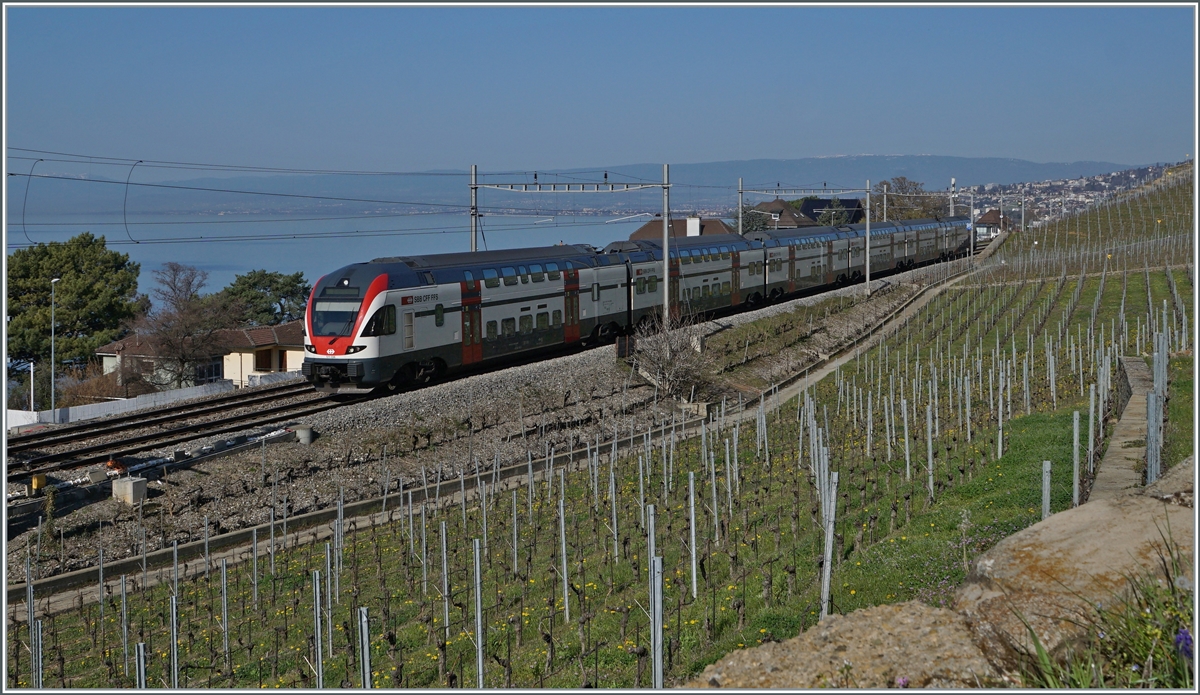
683, 601, 1003, 689
1144, 456, 1194, 507
953, 456, 1194, 676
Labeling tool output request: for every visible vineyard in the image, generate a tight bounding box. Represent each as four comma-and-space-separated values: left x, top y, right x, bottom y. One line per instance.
7, 165, 1193, 689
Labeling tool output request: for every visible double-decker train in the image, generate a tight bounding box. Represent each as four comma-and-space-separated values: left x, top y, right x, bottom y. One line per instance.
302, 216, 971, 393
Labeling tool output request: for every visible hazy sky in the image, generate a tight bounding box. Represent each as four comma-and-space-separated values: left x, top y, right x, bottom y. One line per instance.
5, 4, 1196, 172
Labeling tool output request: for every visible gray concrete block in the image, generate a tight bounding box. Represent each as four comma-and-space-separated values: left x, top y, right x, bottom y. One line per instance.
294, 425, 314, 445
87, 470, 107, 484
113, 477, 147, 505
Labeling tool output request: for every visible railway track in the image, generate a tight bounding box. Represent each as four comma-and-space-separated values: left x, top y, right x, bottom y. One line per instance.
7, 392, 366, 484
6, 381, 316, 455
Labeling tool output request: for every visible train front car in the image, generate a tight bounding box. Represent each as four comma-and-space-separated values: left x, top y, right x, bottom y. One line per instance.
301, 260, 425, 395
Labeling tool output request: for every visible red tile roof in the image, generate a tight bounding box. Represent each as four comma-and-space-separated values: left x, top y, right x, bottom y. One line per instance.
220, 321, 305, 350
752, 198, 818, 227
629, 218, 734, 241
95, 320, 304, 358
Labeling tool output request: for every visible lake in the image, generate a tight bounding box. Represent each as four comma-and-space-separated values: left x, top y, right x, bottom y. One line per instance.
7, 212, 663, 294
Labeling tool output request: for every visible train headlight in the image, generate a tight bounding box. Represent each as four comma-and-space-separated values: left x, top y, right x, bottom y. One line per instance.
345, 345, 367, 354
304, 344, 317, 354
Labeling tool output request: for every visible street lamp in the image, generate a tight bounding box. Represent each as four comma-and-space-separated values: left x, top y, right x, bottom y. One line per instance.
51, 277, 60, 414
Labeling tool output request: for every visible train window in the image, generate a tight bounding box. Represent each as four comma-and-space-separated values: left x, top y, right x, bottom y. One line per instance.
591, 283, 601, 302
519, 315, 533, 334
702, 284, 711, 298
486, 321, 498, 340
720, 246, 730, 259
519, 266, 529, 284
422, 272, 435, 285
546, 263, 561, 280
681, 250, 691, 264
502, 267, 518, 286
536, 312, 549, 330
648, 275, 658, 293
552, 310, 562, 327
502, 318, 516, 337
463, 270, 476, 290
722, 281, 731, 295
362, 305, 397, 336
530, 264, 545, 282
483, 269, 500, 288
636, 277, 646, 295
464, 313, 472, 345
435, 304, 445, 327
709, 248, 719, 260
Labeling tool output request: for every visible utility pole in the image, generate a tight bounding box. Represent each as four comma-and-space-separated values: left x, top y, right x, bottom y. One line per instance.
1021, 193, 1026, 233
662, 164, 670, 326
470, 165, 478, 252
865, 179, 871, 297
949, 178, 956, 217
737, 177, 743, 236
50, 277, 59, 414
883, 182, 888, 222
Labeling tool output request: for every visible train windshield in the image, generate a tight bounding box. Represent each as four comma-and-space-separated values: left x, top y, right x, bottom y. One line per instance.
312, 299, 362, 336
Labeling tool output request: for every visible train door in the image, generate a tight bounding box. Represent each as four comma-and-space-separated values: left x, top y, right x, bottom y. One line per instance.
461, 276, 483, 365
564, 266, 581, 343
668, 254, 680, 322
624, 260, 634, 329
787, 244, 796, 293
731, 250, 741, 304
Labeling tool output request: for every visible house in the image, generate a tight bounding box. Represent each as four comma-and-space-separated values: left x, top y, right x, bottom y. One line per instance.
973, 209, 1008, 238
219, 321, 306, 387
95, 333, 225, 388
749, 198, 818, 228
629, 216, 735, 241
794, 197, 866, 224
95, 320, 306, 389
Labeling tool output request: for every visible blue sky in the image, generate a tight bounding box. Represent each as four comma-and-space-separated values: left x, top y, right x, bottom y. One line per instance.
5, 5, 1195, 171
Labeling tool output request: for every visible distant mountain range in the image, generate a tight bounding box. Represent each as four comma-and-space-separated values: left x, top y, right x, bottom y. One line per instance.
8, 154, 1146, 218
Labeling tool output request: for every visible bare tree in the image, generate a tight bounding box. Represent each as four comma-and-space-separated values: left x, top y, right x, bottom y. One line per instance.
872, 177, 945, 220
129, 263, 241, 389
630, 315, 715, 402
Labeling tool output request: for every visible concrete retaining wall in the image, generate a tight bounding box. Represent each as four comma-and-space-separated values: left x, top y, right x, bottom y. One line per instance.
1115, 357, 1136, 419
247, 370, 304, 387
6, 380, 235, 427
